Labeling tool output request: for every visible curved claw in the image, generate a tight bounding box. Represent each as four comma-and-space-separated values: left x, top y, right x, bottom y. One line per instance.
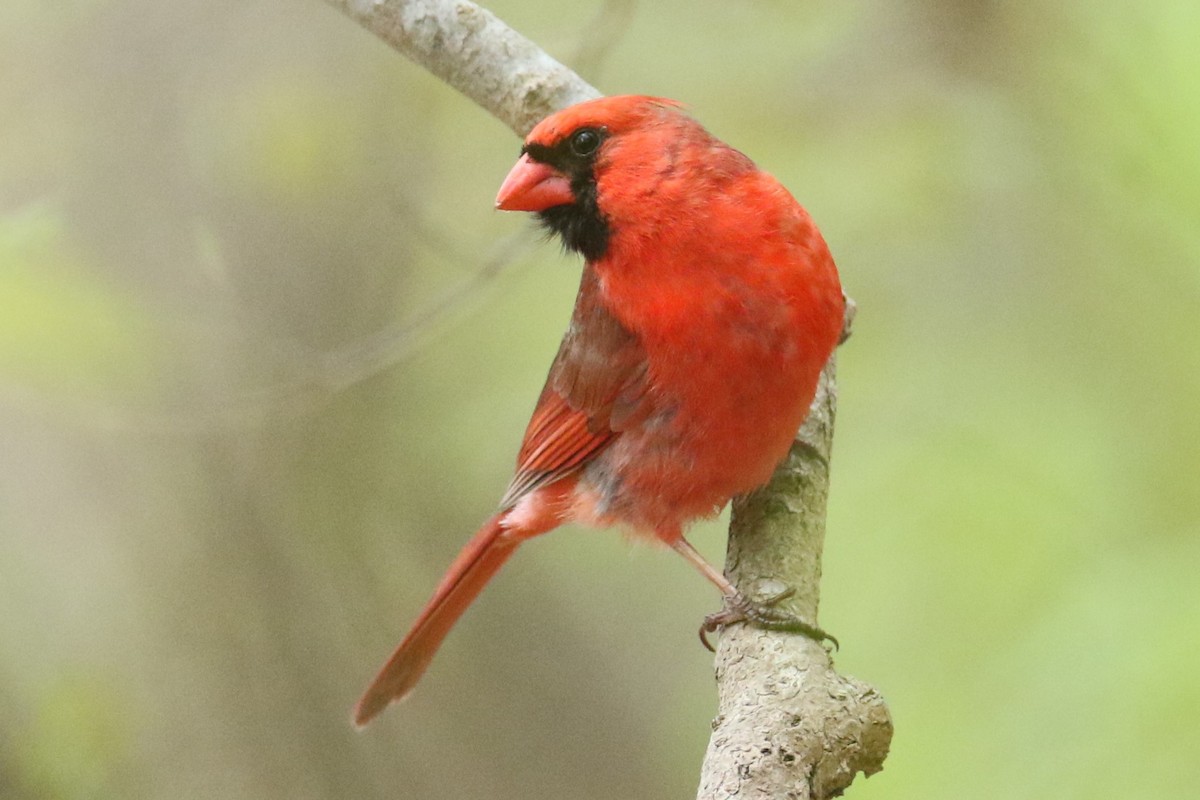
698, 587, 839, 651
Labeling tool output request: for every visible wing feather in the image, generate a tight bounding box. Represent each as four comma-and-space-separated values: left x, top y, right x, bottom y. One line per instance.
498, 268, 650, 510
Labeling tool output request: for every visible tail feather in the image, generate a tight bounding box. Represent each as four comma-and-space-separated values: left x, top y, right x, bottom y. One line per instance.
353, 515, 517, 727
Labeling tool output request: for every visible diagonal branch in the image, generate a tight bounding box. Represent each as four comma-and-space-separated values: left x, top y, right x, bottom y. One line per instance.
320, 1, 891, 797
324, 0, 599, 136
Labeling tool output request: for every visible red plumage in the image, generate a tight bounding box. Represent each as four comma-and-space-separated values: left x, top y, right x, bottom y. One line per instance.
354, 96, 843, 727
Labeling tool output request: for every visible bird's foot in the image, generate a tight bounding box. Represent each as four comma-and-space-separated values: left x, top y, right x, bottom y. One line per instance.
699, 588, 838, 652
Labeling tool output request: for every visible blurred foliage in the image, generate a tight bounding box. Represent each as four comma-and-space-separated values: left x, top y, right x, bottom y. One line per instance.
0, 206, 159, 398
1, 0, 1197, 798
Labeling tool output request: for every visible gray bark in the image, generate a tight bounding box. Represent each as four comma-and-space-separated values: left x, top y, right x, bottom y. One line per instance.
324, 0, 599, 136
698, 302, 893, 799
320, 1, 892, 795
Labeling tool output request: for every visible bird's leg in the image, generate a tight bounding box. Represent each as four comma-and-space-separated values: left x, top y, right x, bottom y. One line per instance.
670, 538, 837, 652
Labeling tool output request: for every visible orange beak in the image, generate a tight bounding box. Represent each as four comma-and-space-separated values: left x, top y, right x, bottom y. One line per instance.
495, 154, 574, 211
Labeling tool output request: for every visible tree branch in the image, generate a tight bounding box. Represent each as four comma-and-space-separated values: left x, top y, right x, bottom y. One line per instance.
698, 300, 892, 800
324, 0, 599, 136
320, 1, 891, 796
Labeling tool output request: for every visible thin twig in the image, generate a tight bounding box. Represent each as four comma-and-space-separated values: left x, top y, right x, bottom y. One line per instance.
316, 228, 537, 392
568, 0, 638, 82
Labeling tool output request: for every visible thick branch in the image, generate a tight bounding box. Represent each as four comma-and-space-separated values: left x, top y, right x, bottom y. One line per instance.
698, 301, 893, 800
324, 0, 599, 136
320, 2, 891, 796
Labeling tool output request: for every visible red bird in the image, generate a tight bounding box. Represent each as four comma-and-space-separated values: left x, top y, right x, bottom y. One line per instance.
354, 96, 844, 727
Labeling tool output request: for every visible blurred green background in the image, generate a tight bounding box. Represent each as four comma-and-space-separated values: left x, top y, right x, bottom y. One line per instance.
2, 0, 1197, 797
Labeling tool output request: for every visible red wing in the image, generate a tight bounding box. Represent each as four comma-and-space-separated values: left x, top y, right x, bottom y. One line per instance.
498, 390, 614, 509
498, 268, 652, 511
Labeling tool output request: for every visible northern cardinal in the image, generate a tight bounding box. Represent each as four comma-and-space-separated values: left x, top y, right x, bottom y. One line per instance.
354, 95, 844, 727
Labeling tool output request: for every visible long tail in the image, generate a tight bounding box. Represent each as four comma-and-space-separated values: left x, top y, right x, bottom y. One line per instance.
353, 514, 518, 727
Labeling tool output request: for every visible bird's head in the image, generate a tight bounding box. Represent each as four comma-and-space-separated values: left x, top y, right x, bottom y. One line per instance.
495, 95, 698, 261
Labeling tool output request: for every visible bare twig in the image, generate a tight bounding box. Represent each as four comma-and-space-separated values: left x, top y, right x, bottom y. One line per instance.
568, 0, 638, 82
315, 228, 536, 392
3, 226, 538, 435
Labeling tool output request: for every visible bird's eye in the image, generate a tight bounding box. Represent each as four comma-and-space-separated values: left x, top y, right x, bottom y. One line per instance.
569, 128, 601, 157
